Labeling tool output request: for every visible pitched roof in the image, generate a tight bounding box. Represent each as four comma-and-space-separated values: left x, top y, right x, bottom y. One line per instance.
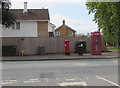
55, 25, 76, 32
55, 20, 76, 32
66, 25, 76, 32
10, 9, 50, 21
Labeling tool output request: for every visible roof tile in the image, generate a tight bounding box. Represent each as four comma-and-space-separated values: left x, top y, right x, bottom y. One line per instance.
10, 9, 50, 21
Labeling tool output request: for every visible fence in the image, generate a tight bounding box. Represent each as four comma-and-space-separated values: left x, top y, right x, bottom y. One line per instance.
2, 37, 107, 55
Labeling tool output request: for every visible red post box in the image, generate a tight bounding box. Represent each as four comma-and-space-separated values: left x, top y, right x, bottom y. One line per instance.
65, 40, 70, 55
91, 32, 102, 55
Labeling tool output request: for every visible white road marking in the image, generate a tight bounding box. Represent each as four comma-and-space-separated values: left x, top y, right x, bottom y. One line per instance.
57, 81, 87, 86
24, 81, 33, 83
96, 76, 120, 87
2, 79, 41, 85
65, 79, 76, 81
45, 78, 49, 82
23, 80, 40, 83
23, 79, 40, 83
30, 79, 39, 81
2, 80, 17, 85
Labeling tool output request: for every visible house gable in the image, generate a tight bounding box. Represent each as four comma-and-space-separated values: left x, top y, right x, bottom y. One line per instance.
55, 20, 76, 37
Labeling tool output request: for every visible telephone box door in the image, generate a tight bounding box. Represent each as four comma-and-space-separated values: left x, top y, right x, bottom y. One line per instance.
91, 32, 102, 55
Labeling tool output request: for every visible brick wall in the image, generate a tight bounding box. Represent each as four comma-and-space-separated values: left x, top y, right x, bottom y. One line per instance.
55, 25, 76, 37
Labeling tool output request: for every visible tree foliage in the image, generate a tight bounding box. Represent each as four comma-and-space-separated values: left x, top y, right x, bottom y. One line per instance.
86, 2, 120, 44
1, 1, 15, 28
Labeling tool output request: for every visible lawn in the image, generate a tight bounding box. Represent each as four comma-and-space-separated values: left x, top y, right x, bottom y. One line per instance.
107, 46, 120, 50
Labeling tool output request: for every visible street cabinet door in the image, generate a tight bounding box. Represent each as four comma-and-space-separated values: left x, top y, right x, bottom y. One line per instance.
91, 32, 102, 55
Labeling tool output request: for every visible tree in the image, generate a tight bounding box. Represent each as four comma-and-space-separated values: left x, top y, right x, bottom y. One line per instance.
86, 1, 120, 47
1, 0, 15, 28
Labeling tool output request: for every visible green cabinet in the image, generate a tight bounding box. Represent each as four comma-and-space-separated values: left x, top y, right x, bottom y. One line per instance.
38, 46, 45, 55
2, 45, 17, 56
76, 40, 86, 53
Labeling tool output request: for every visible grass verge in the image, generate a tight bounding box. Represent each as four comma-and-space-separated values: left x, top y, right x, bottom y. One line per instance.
107, 46, 120, 50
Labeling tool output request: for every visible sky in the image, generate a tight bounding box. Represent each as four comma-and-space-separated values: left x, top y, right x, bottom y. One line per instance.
10, 0, 98, 35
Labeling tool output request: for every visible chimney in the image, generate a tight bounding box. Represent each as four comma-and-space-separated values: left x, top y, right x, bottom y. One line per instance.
23, 2, 28, 13
63, 20, 65, 25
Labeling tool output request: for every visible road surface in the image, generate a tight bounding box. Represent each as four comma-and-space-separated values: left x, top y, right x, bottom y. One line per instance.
1, 58, 119, 87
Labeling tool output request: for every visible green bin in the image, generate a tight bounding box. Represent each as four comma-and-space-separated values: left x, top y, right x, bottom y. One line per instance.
2, 45, 17, 56
38, 46, 45, 55
76, 40, 86, 53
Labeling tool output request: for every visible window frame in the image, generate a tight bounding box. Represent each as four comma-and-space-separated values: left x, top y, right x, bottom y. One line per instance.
68, 32, 73, 36
11, 22, 20, 30
16, 22, 20, 29
55, 32, 60, 36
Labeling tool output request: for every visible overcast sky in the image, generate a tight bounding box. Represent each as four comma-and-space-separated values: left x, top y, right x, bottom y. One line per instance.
10, 0, 98, 35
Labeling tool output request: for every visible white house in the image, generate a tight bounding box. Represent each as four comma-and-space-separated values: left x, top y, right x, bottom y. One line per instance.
0, 24, 2, 37
2, 2, 55, 37
48, 22, 56, 37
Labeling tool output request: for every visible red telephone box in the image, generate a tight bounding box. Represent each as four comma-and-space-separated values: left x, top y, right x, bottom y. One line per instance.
91, 32, 102, 55
65, 40, 70, 55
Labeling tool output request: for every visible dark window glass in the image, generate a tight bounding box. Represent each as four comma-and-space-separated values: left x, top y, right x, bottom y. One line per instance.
16, 22, 20, 29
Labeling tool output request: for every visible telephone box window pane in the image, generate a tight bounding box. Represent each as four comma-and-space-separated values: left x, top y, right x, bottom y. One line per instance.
16, 22, 20, 29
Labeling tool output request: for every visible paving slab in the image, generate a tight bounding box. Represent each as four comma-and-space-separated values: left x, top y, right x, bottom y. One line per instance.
1, 50, 119, 61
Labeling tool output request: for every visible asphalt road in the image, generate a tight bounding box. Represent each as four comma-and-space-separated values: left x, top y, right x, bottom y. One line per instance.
1, 58, 119, 87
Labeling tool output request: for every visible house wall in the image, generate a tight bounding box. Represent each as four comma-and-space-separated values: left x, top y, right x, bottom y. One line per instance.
0, 24, 2, 37
0, 37, 1, 61
48, 22, 53, 32
48, 23, 54, 37
2, 21, 37, 37
55, 25, 75, 37
55, 26, 66, 37
37, 21, 49, 37
48, 22, 56, 36
67, 27, 76, 37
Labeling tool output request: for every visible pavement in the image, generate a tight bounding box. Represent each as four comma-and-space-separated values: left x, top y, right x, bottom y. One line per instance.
1, 49, 119, 61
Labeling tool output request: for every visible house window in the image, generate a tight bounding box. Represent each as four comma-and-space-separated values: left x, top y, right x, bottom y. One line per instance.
16, 22, 20, 29
11, 22, 20, 30
11, 24, 15, 29
55, 32, 60, 36
68, 32, 73, 36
